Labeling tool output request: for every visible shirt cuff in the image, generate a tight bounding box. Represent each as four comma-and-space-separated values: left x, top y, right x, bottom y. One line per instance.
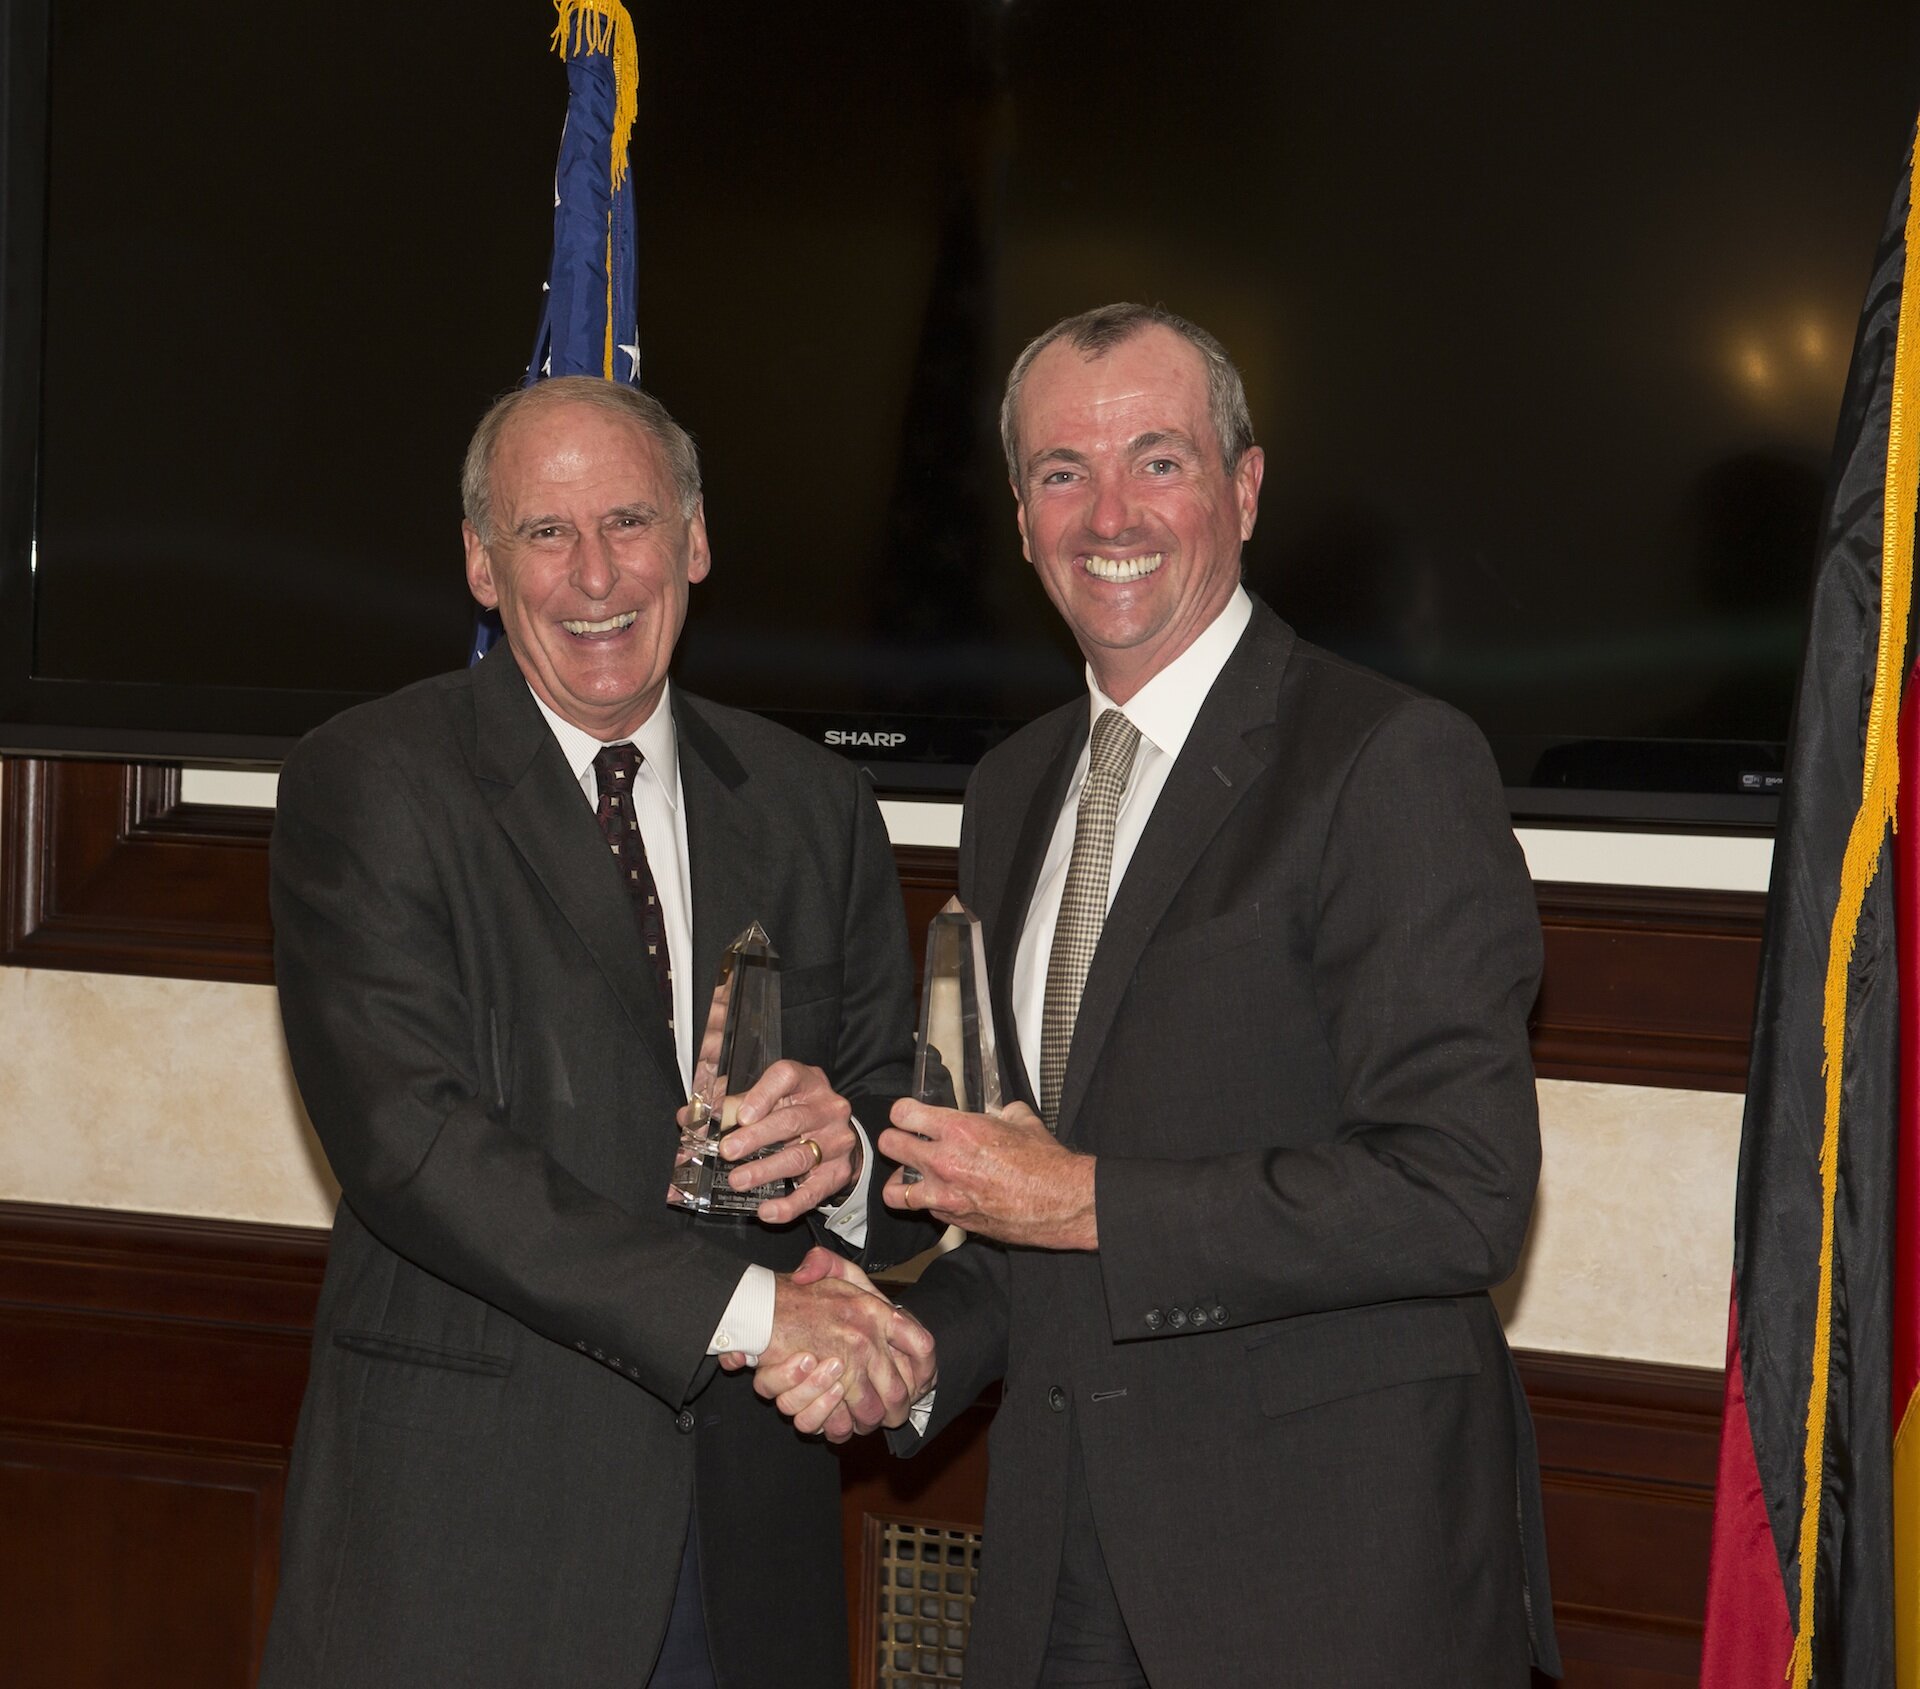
908, 1387, 936, 1437
816, 1114, 874, 1249
708, 1264, 776, 1359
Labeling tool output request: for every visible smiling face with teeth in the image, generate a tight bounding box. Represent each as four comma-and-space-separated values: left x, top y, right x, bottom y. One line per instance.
463, 396, 710, 741
1011, 324, 1264, 704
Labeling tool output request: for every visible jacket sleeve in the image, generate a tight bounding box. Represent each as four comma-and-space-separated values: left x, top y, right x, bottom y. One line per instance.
888, 1236, 1012, 1453
271, 727, 748, 1409
1092, 697, 1544, 1339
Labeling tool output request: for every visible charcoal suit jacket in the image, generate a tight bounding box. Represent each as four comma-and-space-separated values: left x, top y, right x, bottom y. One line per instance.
896, 600, 1560, 1687
260, 644, 930, 1689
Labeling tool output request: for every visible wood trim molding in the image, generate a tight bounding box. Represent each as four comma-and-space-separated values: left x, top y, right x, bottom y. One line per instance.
0, 1200, 328, 1334
0, 756, 1768, 1091
0, 1201, 1725, 1689
1517, 1350, 1724, 1681
1531, 883, 1765, 1093
0, 756, 272, 982
0, 1204, 324, 1689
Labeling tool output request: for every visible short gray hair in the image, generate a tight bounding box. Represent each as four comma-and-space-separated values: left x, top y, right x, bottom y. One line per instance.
461, 376, 703, 542
1000, 303, 1256, 482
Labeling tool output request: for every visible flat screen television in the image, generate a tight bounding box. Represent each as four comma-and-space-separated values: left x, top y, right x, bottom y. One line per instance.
2, 0, 1916, 825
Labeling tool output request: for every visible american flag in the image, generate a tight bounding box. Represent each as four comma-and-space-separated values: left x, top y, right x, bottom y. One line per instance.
472, 0, 640, 665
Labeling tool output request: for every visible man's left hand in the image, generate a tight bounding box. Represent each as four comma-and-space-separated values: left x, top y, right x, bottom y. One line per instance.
713, 1059, 862, 1225
879, 1098, 1097, 1250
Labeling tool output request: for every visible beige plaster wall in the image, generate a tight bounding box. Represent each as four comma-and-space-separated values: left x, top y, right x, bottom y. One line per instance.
0, 965, 1740, 1367
1497, 1079, 1740, 1369
0, 966, 337, 1228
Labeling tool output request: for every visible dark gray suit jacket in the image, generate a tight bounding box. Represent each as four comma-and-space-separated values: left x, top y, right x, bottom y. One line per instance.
898, 602, 1559, 1687
260, 646, 929, 1689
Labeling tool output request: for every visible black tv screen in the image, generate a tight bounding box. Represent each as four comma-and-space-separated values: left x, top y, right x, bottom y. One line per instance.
2, 0, 1916, 824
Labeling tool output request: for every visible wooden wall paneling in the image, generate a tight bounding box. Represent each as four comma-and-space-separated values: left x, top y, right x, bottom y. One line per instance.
1520, 1352, 1724, 1688
0, 1205, 325, 1689
1531, 882, 1765, 1093
1, 1433, 286, 1689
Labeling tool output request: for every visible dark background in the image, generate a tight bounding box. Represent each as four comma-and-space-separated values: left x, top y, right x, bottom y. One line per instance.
8, 0, 1919, 812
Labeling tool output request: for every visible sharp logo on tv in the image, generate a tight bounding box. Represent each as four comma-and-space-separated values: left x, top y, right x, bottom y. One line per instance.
824, 730, 909, 749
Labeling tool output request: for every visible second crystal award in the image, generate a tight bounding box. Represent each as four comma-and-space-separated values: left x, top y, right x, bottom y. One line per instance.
673, 921, 791, 1217
905, 897, 1002, 1181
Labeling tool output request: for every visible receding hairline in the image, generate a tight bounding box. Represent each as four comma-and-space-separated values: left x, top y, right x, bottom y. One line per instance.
461, 376, 703, 542
491, 389, 666, 471
1000, 303, 1256, 482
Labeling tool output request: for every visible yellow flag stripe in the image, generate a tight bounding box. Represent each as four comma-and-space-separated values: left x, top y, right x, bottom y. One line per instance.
1789, 130, 1920, 1688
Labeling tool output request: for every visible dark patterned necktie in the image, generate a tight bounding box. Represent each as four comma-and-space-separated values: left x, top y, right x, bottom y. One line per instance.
1038, 708, 1142, 1130
592, 743, 674, 1035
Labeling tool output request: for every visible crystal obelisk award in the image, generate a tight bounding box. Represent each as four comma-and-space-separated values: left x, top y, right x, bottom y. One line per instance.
673, 922, 791, 1217
904, 897, 1002, 1182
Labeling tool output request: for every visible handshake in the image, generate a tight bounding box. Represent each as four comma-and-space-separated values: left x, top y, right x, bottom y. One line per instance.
707, 1075, 1099, 1443
709, 1086, 1099, 1441
722, 1246, 935, 1444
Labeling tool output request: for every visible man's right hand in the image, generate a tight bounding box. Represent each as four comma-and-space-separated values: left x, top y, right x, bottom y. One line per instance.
751, 1247, 935, 1442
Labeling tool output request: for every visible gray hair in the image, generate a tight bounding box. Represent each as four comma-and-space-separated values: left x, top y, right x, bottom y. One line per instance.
461, 376, 703, 542
999, 303, 1256, 482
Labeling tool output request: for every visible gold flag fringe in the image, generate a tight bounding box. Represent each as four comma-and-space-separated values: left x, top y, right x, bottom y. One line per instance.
1790, 128, 1920, 1688
551, 0, 640, 382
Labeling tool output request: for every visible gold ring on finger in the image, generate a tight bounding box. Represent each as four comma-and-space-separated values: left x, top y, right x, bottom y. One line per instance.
798, 1136, 823, 1169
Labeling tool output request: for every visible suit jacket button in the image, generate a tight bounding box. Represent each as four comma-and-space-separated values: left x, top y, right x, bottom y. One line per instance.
1144, 1309, 1163, 1331
1047, 1385, 1067, 1411
1168, 1307, 1187, 1329
675, 1408, 696, 1434
1189, 1306, 1208, 1327
1211, 1305, 1228, 1325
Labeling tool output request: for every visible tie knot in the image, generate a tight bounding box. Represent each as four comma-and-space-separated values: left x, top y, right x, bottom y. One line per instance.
594, 742, 642, 790
1087, 709, 1141, 787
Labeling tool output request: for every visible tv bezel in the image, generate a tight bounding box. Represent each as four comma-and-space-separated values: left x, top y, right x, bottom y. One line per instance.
0, 0, 1787, 832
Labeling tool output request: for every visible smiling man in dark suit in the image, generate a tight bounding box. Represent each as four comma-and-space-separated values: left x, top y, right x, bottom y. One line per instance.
260, 376, 935, 1689
766, 305, 1560, 1687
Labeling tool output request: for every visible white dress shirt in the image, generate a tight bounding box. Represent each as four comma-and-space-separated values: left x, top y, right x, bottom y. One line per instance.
1012, 587, 1253, 1096
528, 681, 873, 1360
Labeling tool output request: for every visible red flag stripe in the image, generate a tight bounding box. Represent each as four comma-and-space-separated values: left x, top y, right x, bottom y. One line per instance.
1702, 1287, 1794, 1686
1895, 658, 1920, 1422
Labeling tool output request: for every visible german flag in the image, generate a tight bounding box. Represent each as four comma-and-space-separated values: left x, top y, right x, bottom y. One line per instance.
1702, 123, 1920, 1686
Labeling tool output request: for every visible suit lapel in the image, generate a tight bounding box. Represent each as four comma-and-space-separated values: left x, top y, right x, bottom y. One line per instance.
470, 648, 681, 1089
985, 708, 1085, 1112
1054, 609, 1293, 1145
673, 694, 760, 1027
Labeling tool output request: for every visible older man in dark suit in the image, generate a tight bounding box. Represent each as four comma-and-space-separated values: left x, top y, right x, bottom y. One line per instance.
768, 305, 1560, 1687
261, 377, 935, 1689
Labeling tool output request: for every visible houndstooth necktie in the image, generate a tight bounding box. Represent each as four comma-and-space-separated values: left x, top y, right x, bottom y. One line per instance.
592, 743, 674, 1035
1038, 708, 1142, 1130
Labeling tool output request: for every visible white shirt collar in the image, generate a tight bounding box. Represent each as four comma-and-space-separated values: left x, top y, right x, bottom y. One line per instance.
528, 681, 683, 812
1086, 585, 1252, 762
